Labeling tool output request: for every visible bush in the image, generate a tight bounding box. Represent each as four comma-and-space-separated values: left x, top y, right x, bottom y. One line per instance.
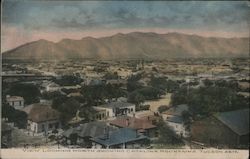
48, 135, 56, 141
136, 105, 150, 111
158, 105, 168, 113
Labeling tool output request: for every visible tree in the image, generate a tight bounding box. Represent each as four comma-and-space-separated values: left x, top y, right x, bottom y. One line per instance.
52, 97, 80, 123
203, 79, 213, 87
136, 87, 165, 100
2, 102, 27, 128
78, 105, 97, 121
158, 105, 168, 113
42, 91, 64, 100
69, 133, 78, 145
81, 84, 125, 105
53, 75, 82, 86
150, 77, 179, 93
128, 91, 145, 107
170, 86, 189, 106
156, 118, 184, 146
104, 72, 118, 80
7, 83, 41, 105
182, 110, 192, 131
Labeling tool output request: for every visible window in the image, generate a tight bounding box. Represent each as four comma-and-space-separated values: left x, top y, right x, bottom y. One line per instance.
49, 123, 53, 129
155, 131, 159, 137
131, 108, 133, 112
42, 124, 45, 131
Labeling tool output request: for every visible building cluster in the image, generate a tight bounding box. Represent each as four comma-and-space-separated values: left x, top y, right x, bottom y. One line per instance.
2, 58, 249, 149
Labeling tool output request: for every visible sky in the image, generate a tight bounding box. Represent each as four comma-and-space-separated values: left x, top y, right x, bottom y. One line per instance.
2, 0, 250, 52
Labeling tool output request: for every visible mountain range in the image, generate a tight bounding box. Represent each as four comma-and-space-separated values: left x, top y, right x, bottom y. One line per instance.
2, 32, 249, 60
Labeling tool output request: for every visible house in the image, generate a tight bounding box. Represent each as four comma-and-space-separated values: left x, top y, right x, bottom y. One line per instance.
1, 122, 12, 148
62, 121, 117, 147
22, 103, 61, 134
94, 101, 135, 118
162, 104, 190, 138
109, 116, 157, 138
6, 95, 24, 110
128, 110, 159, 124
93, 107, 108, 121
91, 128, 149, 149
46, 82, 60, 92
191, 109, 249, 148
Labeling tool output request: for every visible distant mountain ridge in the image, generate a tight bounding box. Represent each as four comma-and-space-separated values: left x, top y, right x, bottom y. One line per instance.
2, 32, 249, 60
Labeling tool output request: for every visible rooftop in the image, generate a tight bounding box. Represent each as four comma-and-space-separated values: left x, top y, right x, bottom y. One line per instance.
214, 109, 249, 136
6, 96, 24, 101
62, 121, 117, 138
110, 116, 156, 130
91, 128, 148, 147
97, 101, 135, 109
166, 116, 183, 124
162, 104, 188, 116
22, 103, 60, 123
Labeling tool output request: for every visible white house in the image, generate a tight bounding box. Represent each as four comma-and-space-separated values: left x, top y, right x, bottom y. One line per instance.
94, 101, 135, 119
46, 82, 61, 92
22, 103, 61, 134
162, 104, 190, 138
6, 95, 24, 110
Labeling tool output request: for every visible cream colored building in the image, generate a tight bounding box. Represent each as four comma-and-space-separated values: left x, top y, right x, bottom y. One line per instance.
22, 103, 61, 134
94, 101, 136, 119
6, 95, 24, 110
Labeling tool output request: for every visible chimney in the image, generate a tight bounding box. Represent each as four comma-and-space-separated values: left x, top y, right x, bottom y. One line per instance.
104, 127, 109, 139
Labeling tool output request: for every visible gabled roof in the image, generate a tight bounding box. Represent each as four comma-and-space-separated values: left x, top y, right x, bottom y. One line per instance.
214, 109, 249, 136
62, 121, 117, 138
22, 103, 60, 123
91, 128, 148, 147
110, 116, 156, 130
162, 104, 188, 116
166, 116, 183, 124
6, 96, 24, 102
97, 101, 135, 109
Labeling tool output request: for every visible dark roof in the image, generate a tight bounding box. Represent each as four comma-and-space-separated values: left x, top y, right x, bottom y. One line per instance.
214, 109, 249, 136
22, 103, 60, 123
166, 116, 183, 124
98, 101, 135, 109
62, 121, 117, 138
163, 104, 188, 116
109, 116, 156, 130
91, 128, 148, 147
